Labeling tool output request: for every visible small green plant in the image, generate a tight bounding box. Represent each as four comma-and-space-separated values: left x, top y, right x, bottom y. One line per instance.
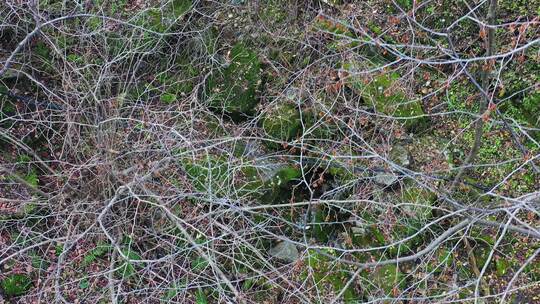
82, 243, 112, 267
160, 92, 177, 104
1, 274, 32, 296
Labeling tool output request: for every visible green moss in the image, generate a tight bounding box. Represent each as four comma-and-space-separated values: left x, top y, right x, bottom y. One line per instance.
402, 186, 436, 219
136, 0, 192, 33
302, 110, 342, 140
262, 103, 302, 147
345, 68, 426, 130
495, 258, 509, 277
271, 166, 301, 186
207, 43, 262, 119
370, 264, 404, 294
160, 92, 177, 104
303, 249, 358, 303
236, 165, 265, 194
180, 153, 302, 201
181, 155, 231, 194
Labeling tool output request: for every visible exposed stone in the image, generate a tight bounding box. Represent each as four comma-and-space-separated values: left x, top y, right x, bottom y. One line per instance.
374, 172, 398, 186
350, 227, 366, 236
269, 241, 299, 263
389, 144, 410, 167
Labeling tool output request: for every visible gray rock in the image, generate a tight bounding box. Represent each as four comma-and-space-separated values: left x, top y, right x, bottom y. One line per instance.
269, 241, 299, 263
390, 144, 410, 167
350, 227, 366, 236
0, 69, 20, 80
374, 172, 398, 186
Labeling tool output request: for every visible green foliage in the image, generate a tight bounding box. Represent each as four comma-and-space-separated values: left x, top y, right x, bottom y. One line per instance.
498, 0, 540, 16
207, 43, 262, 119
395, 0, 413, 10
447, 116, 539, 195
34, 41, 51, 60
82, 243, 112, 267
117, 246, 142, 279
446, 80, 476, 112
24, 170, 38, 187
30, 251, 49, 270
1, 274, 32, 296
162, 281, 187, 301
160, 92, 177, 104
195, 288, 209, 304
79, 278, 90, 289
191, 257, 209, 271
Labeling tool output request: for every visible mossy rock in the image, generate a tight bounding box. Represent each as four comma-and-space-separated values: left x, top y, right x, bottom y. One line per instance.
262, 103, 302, 148
369, 264, 404, 295
258, 165, 302, 203
180, 155, 231, 195
1, 274, 32, 296
235, 164, 267, 196
367, 73, 426, 130
344, 67, 426, 130
207, 43, 262, 119
401, 186, 436, 219
303, 249, 358, 303
157, 65, 199, 104
180, 153, 301, 200
302, 109, 342, 140
136, 0, 192, 33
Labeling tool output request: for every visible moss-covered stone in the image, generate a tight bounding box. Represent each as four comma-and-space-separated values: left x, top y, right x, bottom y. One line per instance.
207, 43, 262, 119
180, 153, 302, 201
303, 249, 358, 303
344, 66, 427, 130
262, 103, 302, 147
302, 109, 342, 140
370, 264, 404, 294
181, 155, 231, 194
401, 186, 436, 220
137, 0, 192, 33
